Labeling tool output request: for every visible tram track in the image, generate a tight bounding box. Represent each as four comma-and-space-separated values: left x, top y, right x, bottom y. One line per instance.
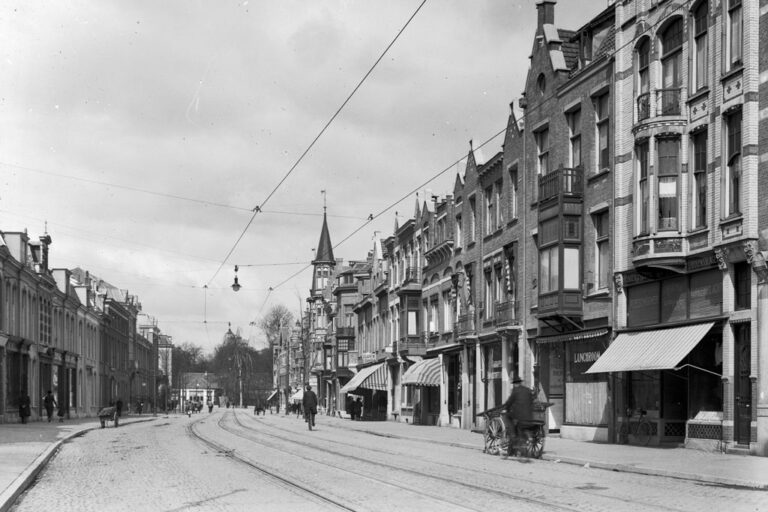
239, 410, 692, 512
185, 414, 356, 511
222, 410, 600, 512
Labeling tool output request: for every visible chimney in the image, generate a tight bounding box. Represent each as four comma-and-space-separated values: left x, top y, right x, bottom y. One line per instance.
39, 233, 52, 271
537, 0, 556, 29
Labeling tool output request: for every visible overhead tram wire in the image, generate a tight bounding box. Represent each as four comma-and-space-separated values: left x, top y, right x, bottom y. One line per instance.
205, 0, 429, 288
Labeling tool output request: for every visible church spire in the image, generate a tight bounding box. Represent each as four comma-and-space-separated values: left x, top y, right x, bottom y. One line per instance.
312, 209, 335, 265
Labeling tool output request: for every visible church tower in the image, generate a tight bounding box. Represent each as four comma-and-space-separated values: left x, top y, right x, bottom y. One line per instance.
311, 207, 336, 297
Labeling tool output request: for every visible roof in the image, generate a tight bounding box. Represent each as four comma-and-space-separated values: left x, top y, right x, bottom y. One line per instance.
313, 211, 335, 264
558, 29, 580, 70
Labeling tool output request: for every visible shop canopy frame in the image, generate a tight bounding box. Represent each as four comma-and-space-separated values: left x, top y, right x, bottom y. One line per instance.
402, 358, 441, 387
340, 362, 388, 393
585, 322, 715, 374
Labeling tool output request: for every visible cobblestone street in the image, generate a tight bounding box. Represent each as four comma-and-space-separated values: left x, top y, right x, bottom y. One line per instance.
9, 410, 768, 512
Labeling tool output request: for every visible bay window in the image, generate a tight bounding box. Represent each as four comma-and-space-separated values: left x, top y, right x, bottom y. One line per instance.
657, 138, 680, 231
637, 141, 650, 234
539, 245, 559, 293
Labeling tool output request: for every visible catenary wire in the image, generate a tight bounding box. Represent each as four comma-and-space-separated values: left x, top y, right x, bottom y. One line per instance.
205, 0, 429, 287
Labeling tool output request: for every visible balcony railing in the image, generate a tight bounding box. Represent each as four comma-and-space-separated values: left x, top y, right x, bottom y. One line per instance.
657, 88, 681, 116
457, 313, 475, 336
637, 92, 651, 121
494, 299, 518, 327
538, 167, 583, 203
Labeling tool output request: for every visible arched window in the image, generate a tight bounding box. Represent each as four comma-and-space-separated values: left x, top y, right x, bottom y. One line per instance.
659, 18, 683, 115
691, 1, 708, 91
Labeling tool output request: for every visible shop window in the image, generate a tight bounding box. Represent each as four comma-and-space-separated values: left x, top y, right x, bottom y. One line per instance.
691, 130, 708, 229
734, 262, 751, 310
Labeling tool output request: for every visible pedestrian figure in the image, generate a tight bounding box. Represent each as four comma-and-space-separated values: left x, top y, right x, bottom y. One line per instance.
502, 376, 534, 457
208, 400, 214, 413
115, 398, 123, 418
43, 390, 57, 423
356, 397, 364, 421
57, 402, 66, 422
19, 394, 31, 424
302, 385, 318, 430
137, 401, 143, 415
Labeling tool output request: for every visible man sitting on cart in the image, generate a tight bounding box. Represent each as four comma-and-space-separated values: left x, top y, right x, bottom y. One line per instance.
502, 376, 534, 457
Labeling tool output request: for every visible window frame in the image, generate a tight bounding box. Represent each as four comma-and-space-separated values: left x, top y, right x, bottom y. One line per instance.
727, 0, 743, 70
636, 140, 651, 235
535, 127, 550, 176
593, 210, 610, 290
691, 130, 708, 229
656, 137, 680, 232
692, 1, 709, 92
725, 109, 742, 217
594, 93, 610, 171
568, 108, 582, 168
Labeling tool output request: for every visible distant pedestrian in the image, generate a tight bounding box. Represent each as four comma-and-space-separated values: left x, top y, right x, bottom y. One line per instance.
137, 401, 144, 415
302, 385, 318, 430
57, 403, 66, 422
115, 398, 123, 418
43, 390, 57, 422
208, 400, 213, 413
19, 394, 31, 424
356, 397, 363, 421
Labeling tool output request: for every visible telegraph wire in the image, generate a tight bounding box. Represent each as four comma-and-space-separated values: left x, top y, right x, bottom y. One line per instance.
205, 0, 429, 287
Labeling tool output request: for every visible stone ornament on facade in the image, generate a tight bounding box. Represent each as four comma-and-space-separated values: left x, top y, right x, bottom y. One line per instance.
713, 247, 728, 271
613, 273, 623, 295
743, 240, 768, 283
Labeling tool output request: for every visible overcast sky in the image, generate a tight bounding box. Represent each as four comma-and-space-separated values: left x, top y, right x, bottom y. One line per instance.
1, 0, 603, 354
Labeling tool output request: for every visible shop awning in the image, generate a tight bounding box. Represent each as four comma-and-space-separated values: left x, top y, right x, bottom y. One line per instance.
340, 362, 387, 393
291, 389, 304, 403
266, 390, 278, 402
402, 358, 441, 387
585, 322, 714, 374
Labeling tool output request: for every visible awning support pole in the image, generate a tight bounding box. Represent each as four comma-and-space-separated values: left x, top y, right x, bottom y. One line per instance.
672, 364, 722, 378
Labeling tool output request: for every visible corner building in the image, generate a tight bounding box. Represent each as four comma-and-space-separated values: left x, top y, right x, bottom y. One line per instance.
600, 0, 768, 453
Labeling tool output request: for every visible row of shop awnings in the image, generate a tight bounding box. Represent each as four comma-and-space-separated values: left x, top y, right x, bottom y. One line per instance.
402, 358, 441, 387
586, 322, 714, 374
340, 362, 388, 393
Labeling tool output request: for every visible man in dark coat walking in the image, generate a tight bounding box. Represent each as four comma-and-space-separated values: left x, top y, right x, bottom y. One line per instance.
43, 390, 57, 423
302, 385, 318, 430
503, 376, 534, 456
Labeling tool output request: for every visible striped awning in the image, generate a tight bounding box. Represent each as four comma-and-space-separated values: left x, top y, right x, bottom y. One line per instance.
340, 362, 388, 393
402, 358, 441, 387
586, 322, 714, 374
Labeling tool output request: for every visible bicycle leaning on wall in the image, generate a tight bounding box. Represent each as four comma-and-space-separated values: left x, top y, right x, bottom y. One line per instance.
619, 408, 652, 446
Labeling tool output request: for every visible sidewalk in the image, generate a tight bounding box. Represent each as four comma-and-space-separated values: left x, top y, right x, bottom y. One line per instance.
0, 414, 156, 512
311, 412, 768, 490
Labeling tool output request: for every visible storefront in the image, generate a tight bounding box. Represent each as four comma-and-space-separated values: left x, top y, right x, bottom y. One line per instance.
589, 265, 725, 447
536, 328, 609, 439
401, 357, 441, 425
339, 362, 388, 421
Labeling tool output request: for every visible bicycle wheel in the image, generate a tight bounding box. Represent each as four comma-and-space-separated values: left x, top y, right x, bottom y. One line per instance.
484, 416, 505, 455
635, 420, 651, 446
525, 428, 545, 459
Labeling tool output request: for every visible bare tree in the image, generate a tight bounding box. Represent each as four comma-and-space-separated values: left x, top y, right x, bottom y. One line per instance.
259, 304, 293, 347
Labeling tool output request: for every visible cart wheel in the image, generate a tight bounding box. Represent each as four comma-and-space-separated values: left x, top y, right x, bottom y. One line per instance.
484, 416, 506, 455
525, 428, 545, 459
